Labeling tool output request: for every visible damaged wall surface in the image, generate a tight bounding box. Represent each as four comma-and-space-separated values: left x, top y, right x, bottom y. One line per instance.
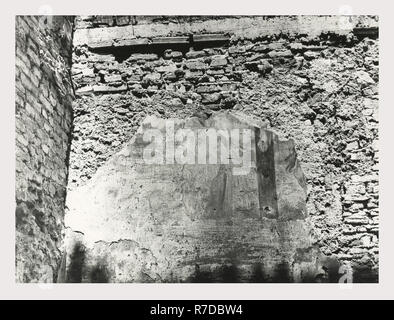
67, 16, 379, 282
65, 112, 321, 282
15, 15, 379, 283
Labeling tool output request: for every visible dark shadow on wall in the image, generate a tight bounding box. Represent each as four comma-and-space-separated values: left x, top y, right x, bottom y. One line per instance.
322, 258, 341, 283
190, 274, 209, 283
250, 262, 268, 282
66, 242, 86, 283
188, 260, 378, 283
190, 264, 241, 283
316, 257, 378, 283
188, 261, 291, 283
301, 271, 321, 283
190, 264, 214, 283
90, 262, 110, 283
352, 265, 379, 283
64, 248, 378, 283
65, 242, 110, 283
220, 264, 241, 283
190, 262, 289, 283
272, 261, 292, 283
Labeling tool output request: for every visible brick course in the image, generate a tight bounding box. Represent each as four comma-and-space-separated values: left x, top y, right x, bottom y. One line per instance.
15, 16, 74, 282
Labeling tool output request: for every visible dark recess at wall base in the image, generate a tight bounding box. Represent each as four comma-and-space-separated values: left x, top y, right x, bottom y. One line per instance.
63, 241, 378, 283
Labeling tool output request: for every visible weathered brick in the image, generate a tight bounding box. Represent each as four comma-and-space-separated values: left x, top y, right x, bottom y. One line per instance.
127, 53, 159, 62
15, 16, 74, 283
185, 59, 207, 71
93, 84, 128, 93
268, 50, 293, 58
210, 55, 227, 68
186, 50, 206, 59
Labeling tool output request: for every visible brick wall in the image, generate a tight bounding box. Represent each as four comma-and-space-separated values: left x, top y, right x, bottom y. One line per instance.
68, 16, 379, 281
15, 16, 74, 282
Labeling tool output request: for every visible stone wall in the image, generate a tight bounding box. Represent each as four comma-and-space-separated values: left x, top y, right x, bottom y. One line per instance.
15, 16, 74, 282
68, 15, 379, 282
65, 112, 321, 282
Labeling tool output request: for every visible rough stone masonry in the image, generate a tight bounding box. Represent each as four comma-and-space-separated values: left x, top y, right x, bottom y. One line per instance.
15, 15, 379, 282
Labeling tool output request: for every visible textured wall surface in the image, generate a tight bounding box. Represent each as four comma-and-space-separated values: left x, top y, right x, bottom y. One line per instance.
65, 112, 321, 282
15, 16, 74, 282
67, 15, 379, 282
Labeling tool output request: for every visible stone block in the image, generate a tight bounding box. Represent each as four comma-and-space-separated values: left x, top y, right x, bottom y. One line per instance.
268, 50, 293, 59
127, 53, 159, 62
76, 86, 93, 95
186, 50, 206, 59
210, 55, 228, 68
104, 74, 122, 83
93, 84, 128, 93
303, 51, 320, 60
185, 59, 208, 71
153, 37, 189, 45
201, 93, 221, 104
163, 50, 183, 60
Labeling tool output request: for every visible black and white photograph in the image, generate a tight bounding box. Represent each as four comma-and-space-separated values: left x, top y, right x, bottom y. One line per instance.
14, 13, 380, 284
